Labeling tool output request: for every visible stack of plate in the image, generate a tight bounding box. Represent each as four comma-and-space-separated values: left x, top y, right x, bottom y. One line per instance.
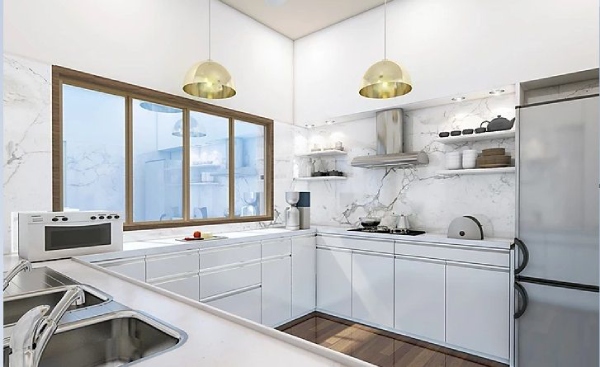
476, 148, 511, 168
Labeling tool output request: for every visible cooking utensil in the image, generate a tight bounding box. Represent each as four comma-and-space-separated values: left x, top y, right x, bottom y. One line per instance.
397, 214, 410, 233
447, 216, 484, 240
481, 115, 515, 132
359, 216, 381, 228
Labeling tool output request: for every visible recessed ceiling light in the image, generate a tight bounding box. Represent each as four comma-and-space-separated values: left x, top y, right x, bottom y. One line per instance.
265, 0, 287, 6
305, 124, 315, 129
489, 89, 505, 95
325, 120, 336, 125
451, 97, 466, 102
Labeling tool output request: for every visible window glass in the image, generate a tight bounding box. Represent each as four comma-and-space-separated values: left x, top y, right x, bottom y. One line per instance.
132, 100, 183, 222
62, 85, 125, 212
189, 111, 230, 219
234, 121, 266, 217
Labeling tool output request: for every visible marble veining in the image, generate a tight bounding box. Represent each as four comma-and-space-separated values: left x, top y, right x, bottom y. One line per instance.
297, 94, 517, 238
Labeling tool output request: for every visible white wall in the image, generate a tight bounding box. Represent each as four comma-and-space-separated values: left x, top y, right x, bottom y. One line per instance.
294, 0, 600, 124
4, 0, 294, 124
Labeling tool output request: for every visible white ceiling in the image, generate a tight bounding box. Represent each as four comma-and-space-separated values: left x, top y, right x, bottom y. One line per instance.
219, 0, 391, 40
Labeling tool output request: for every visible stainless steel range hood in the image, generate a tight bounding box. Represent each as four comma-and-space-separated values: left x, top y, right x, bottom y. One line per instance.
351, 109, 429, 168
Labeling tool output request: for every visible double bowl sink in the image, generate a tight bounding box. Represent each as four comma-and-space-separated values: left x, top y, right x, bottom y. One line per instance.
3, 267, 187, 366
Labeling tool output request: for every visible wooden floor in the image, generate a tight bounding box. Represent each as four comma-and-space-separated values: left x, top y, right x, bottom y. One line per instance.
279, 313, 507, 367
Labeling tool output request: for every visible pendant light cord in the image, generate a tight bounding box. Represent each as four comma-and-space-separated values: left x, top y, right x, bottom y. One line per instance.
208, 0, 212, 60
383, 0, 387, 60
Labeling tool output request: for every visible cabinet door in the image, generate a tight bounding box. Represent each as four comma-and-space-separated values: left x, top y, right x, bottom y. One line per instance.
99, 257, 146, 282
352, 252, 394, 328
316, 247, 352, 318
206, 286, 262, 324
146, 250, 199, 281
262, 256, 292, 327
152, 274, 200, 301
291, 236, 316, 319
394, 256, 445, 342
446, 262, 510, 360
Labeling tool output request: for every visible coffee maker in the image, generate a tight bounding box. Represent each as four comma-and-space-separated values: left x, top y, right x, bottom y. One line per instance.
285, 192, 300, 230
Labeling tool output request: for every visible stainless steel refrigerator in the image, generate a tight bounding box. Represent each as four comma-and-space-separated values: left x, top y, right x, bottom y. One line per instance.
514, 94, 599, 367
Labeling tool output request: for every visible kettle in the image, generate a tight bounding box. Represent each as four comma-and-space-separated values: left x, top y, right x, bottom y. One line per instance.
397, 214, 410, 233
480, 115, 515, 132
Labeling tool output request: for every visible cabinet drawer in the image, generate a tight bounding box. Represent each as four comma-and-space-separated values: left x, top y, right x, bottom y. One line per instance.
206, 286, 262, 324
317, 235, 394, 254
200, 263, 261, 299
262, 238, 292, 257
395, 241, 509, 267
146, 250, 199, 281
98, 257, 146, 282
152, 274, 200, 301
200, 242, 261, 269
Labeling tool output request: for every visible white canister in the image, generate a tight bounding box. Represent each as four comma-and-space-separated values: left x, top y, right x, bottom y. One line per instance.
445, 151, 462, 170
462, 149, 478, 169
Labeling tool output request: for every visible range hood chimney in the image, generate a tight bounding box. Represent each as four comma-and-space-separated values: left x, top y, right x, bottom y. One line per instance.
351, 109, 429, 168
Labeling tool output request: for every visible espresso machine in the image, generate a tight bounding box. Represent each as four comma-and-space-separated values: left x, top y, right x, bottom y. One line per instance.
285, 192, 300, 230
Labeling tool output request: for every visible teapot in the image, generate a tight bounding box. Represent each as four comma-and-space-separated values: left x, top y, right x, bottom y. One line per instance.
480, 115, 515, 132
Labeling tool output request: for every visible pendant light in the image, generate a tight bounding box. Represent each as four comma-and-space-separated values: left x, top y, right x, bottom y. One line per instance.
172, 117, 207, 138
183, 0, 236, 99
359, 0, 412, 99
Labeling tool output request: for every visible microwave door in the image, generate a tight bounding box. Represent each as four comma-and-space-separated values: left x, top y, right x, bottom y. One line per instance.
44, 222, 113, 251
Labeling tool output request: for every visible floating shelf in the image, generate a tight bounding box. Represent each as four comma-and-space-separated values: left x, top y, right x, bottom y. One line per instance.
437, 167, 515, 175
435, 130, 515, 144
296, 150, 347, 158
294, 176, 347, 181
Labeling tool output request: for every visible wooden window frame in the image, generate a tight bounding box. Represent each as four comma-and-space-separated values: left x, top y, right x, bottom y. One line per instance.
52, 66, 274, 231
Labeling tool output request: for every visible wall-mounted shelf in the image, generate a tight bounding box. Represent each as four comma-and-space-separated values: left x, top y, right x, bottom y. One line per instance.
296, 150, 347, 158
437, 167, 515, 175
293, 176, 347, 181
435, 130, 515, 144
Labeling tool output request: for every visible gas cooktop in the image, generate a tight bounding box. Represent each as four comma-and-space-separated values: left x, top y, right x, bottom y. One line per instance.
347, 228, 426, 236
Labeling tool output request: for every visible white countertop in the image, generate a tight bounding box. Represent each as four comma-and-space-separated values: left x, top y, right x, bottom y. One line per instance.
4, 258, 371, 367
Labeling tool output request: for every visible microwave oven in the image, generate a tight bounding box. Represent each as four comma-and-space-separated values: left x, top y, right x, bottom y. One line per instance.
13, 211, 124, 262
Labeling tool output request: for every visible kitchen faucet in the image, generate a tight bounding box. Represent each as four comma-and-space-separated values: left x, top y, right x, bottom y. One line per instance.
9, 286, 85, 367
3, 260, 32, 291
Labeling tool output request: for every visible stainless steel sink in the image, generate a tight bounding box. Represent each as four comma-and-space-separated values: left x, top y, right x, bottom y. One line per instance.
4, 310, 186, 367
4, 285, 110, 327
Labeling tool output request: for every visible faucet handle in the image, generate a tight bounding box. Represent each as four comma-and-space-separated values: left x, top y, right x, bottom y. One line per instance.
9, 305, 50, 367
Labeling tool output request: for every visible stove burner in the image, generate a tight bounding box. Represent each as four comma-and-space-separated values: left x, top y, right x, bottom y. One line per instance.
348, 227, 426, 236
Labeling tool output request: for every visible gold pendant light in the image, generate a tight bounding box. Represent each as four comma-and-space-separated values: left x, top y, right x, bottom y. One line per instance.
359, 0, 412, 99
183, 0, 236, 99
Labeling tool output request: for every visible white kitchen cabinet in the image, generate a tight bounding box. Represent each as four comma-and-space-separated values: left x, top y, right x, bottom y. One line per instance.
262, 256, 292, 327
151, 274, 200, 301
200, 262, 261, 299
446, 261, 510, 360
394, 255, 445, 342
98, 257, 146, 282
206, 286, 262, 324
316, 247, 352, 318
291, 235, 316, 319
200, 242, 261, 270
146, 250, 199, 281
262, 238, 292, 257
351, 251, 394, 328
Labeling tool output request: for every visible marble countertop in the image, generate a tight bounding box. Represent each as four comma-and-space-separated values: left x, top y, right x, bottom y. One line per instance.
4, 258, 371, 367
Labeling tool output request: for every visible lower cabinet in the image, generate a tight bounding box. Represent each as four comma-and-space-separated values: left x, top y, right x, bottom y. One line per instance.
394, 255, 445, 342
262, 256, 292, 327
445, 261, 510, 360
291, 236, 316, 319
352, 252, 394, 328
317, 247, 352, 318
152, 274, 200, 301
206, 286, 262, 324
98, 257, 146, 282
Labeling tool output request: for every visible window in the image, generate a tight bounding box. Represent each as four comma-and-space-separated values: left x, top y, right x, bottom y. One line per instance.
52, 67, 274, 230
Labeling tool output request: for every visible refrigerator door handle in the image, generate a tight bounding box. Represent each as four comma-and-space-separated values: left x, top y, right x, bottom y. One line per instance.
513, 237, 529, 275
514, 281, 529, 319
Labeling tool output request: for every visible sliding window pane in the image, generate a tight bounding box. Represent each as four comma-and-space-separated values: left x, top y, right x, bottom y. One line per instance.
189, 111, 229, 219
62, 85, 125, 212
234, 121, 266, 217
132, 100, 183, 222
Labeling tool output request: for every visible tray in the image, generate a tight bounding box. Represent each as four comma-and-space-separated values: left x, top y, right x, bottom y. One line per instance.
176, 235, 227, 242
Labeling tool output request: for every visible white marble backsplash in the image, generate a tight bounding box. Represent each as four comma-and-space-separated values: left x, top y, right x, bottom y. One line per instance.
293, 94, 517, 239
